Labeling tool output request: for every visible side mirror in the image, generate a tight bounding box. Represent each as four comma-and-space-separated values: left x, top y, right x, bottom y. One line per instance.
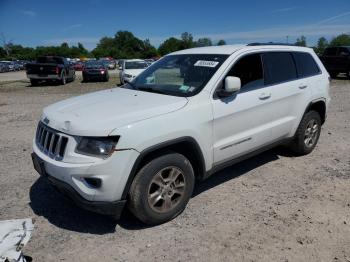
217, 76, 241, 97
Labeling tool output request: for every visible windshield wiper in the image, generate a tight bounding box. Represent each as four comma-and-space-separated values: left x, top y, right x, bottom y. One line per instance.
137, 86, 165, 94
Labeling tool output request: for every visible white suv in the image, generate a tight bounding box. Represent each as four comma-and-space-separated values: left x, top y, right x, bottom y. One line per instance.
119, 59, 148, 84
32, 44, 330, 225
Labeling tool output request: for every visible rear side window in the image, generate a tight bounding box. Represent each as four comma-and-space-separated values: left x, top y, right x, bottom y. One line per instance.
338, 47, 350, 56
293, 52, 320, 78
263, 52, 297, 85
324, 47, 337, 56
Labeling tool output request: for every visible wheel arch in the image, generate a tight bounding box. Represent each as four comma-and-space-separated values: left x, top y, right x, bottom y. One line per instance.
121, 136, 206, 199
304, 99, 327, 124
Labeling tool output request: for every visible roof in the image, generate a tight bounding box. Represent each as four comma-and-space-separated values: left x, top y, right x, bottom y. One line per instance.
124, 59, 145, 62
171, 45, 245, 55
169, 44, 314, 56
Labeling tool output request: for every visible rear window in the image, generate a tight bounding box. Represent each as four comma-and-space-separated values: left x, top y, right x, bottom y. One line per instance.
293, 52, 320, 78
37, 57, 64, 64
263, 52, 297, 85
324, 47, 337, 56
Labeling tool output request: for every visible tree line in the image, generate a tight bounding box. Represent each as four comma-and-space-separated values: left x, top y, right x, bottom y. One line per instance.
1, 30, 350, 60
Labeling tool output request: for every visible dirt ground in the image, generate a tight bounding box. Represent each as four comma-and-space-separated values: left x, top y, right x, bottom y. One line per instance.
0, 73, 349, 262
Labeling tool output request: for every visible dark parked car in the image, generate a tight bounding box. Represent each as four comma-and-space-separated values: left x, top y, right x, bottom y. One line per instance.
26, 56, 75, 86
73, 61, 85, 71
320, 46, 350, 78
82, 61, 109, 82
0, 62, 10, 72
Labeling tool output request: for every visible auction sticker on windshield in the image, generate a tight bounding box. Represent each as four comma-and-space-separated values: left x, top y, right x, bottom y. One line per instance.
194, 60, 219, 67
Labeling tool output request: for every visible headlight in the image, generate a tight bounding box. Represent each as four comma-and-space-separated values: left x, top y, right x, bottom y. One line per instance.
124, 73, 132, 78
75, 136, 119, 158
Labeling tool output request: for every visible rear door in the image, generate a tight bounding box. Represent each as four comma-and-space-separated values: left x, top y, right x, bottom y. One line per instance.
323, 47, 339, 71
337, 47, 350, 72
262, 52, 313, 139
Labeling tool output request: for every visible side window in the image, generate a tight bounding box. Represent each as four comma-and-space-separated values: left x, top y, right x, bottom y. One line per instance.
263, 52, 297, 85
293, 52, 320, 78
227, 53, 264, 91
324, 47, 337, 56
338, 47, 350, 56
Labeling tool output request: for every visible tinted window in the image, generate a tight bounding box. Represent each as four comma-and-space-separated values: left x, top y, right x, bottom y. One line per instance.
227, 53, 264, 91
338, 47, 350, 56
37, 56, 64, 64
263, 52, 297, 85
324, 47, 337, 56
293, 52, 320, 77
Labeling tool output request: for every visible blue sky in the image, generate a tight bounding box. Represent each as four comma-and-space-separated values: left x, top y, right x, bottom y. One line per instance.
0, 0, 349, 50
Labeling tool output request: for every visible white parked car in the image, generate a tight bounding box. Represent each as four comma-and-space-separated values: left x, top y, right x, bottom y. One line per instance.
119, 59, 148, 84
32, 44, 330, 225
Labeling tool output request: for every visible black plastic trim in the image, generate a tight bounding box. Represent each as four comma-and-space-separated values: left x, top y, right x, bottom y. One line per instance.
45, 174, 126, 219
120, 136, 206, 199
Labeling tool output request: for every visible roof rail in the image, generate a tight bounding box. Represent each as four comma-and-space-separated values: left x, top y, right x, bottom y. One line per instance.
247, 42, 296, 46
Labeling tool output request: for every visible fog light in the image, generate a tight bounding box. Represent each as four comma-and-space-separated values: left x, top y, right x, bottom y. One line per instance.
84, 178, 102, 188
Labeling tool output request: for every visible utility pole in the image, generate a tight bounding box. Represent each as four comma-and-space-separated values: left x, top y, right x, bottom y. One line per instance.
286, 35, 289, 44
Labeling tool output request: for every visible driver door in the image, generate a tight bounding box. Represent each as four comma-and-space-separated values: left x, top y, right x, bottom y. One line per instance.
211, 53, 274, 164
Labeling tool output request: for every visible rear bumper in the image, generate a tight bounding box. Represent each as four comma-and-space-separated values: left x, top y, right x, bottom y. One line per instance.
27, 74, 60, 80
45, 174, 126, 218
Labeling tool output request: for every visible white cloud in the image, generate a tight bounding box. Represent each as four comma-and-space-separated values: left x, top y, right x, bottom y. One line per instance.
315, 11, 350, 25
63, 24, 83, 31
19, 10, 36, 17
270, 7, 297, 14
43, 37, 99, 50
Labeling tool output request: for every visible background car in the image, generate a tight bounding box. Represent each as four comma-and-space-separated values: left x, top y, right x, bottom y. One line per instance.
100, 59, 116, 70
119, 59, 148, 84
320, 46, 350, 79
82, 61, 109, 82
73, 61, 85, 71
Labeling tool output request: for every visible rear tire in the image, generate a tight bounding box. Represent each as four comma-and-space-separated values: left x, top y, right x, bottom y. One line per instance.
289, 110, 321, 156
329, 71, 338, 79
128, 152, 195, 225
61, 71, 66, 85
30, 79, 39, 86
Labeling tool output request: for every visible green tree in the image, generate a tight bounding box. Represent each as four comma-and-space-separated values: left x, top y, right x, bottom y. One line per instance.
217, 39, 226, 45
314, 37, 329, 55
295, 36, 307, 47
329, 34, 350, 47
181, 32, 195, 49
196, 38, 212, 47
158, 37, 183, 56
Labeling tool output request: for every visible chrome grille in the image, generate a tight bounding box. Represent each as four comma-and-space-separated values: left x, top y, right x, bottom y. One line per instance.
36, 122, 68, 160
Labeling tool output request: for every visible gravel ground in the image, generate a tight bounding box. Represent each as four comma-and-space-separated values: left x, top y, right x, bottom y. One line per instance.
0, 74, 349, 262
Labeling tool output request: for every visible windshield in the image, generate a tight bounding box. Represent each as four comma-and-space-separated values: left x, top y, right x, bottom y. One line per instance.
125, 61, 148, 69
122, 54, 228, 97
85, 62, 104, 69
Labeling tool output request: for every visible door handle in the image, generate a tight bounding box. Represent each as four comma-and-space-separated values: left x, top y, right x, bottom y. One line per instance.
259, 93, 271, 100
299, 84, 308, 89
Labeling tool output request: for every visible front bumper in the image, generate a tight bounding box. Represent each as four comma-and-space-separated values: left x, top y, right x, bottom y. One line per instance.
45, 172, 126, 218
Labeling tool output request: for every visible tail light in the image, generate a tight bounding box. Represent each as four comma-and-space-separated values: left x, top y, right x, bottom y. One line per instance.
55, 67, 59, 74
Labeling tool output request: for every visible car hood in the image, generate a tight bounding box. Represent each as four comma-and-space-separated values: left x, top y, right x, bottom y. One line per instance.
123, 69, 145, 76
42, 87, 188, 136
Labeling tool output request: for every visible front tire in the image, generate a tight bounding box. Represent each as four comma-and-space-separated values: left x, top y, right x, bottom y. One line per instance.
128, 152, 195, 225
30, 79, 39, 86
289, 110, 321, 155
